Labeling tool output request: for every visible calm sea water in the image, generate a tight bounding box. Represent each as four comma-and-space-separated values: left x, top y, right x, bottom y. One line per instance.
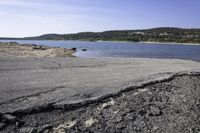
1, 40, 200, 61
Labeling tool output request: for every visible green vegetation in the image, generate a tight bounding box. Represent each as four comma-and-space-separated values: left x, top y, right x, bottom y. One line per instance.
1, 27, 200, 44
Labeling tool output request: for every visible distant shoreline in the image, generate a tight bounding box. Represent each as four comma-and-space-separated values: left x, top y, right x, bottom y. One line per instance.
1, 39, 200, 46
139, 41, 200, 45
2, 27, 200, 45
96, 40, 200, 46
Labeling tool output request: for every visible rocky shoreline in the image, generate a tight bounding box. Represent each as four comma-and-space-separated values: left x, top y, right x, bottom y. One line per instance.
1, 72, 200, 133
0, 42, 76, 58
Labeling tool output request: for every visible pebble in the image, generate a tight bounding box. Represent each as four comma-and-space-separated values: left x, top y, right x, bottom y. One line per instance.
0, 122, 6, 130
53, 120, 77, 133
101, 98, 115, 110
19, 127, 37, 133
2, 114, 17, 123
38, 124, 52, 133
85, 117, 98, 127
150, 106, 161, 116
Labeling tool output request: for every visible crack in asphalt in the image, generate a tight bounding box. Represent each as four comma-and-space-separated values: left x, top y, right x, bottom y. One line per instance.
0, 61, 136, 72
2, 72, 199, 116
0, 65, 107, 71
0, 86, 66, 106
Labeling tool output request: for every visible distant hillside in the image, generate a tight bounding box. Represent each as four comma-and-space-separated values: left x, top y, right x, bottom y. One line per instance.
1, 27, 200, 44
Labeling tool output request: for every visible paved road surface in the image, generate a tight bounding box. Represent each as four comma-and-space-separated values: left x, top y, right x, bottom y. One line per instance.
1, 57, 200, 114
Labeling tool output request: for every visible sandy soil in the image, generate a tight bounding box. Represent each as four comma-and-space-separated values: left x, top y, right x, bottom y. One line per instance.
0, 42, 76, 58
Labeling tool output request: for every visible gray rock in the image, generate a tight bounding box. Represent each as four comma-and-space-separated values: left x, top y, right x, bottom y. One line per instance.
2, 114, 16, 123
149, 106, 161, 116
38, 124, 52, 133
71, 47, 77, 51
19, 127, 37, 133
0, 122, 6, 130
16, 121, 25, 128
32, 45, 47, 50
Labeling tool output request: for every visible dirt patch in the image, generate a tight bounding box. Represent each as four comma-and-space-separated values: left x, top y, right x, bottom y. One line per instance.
0, 42, 76, 58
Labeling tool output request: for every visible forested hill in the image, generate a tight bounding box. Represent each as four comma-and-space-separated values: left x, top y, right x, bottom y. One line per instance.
2, 27, 200, 43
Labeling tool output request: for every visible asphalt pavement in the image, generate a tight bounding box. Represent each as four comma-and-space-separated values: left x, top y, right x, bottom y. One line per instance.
1, 57, 200, 114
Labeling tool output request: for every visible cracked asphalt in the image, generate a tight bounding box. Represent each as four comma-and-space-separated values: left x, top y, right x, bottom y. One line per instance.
1, 56, 200, 115
1, 72, 200, 133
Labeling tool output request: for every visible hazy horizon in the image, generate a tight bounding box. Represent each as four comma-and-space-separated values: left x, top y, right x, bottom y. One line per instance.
0, 0, 199, 37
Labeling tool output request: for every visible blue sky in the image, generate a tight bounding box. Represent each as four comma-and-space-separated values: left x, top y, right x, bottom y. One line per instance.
0, 0, 199, 37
